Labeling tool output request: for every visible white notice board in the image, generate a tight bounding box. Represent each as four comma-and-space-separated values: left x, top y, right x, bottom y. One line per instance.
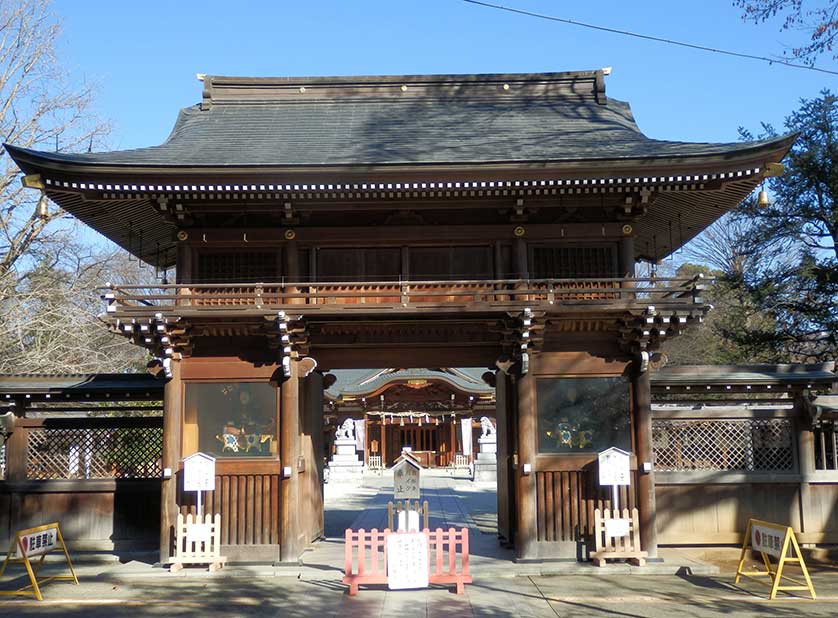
183, 452, 216, 491
386, 532, 429, 589
598, 447, 631, 486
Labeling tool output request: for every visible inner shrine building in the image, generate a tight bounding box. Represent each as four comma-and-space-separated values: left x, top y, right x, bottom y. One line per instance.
5, 70, 796, 562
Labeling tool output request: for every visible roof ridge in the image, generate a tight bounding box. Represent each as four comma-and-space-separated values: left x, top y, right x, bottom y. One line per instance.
199, 70, 608, 109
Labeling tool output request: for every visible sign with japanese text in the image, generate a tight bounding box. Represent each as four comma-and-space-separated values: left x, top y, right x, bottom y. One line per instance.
14, 525, 58, 558
598, 447, 631, 486
386, 532, 429, 590
393, 458, 420, 500
735, 518, 816, 600
751, 522, 784, 559
604, 518, 630, 539
183, 452, 216, 492
1, 522, 78, 601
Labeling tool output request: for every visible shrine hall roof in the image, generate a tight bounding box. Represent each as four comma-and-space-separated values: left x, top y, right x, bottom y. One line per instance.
5, 71, 793, 170
325, 368, 493, 400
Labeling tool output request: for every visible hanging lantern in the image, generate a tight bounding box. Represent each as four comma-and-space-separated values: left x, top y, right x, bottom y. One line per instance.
757, 189, 770, 208
35, 193, 49, 219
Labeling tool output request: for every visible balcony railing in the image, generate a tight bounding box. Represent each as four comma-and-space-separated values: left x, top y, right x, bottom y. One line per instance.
102, 276, 707, 317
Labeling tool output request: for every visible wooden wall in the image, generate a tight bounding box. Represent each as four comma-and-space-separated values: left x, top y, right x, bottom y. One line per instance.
1, 480, 159, 552
652, 405, 838, 546
655, 482, 803, 545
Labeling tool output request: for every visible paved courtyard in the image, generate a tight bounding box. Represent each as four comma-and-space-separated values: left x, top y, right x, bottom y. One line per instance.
2, 469, 838, 616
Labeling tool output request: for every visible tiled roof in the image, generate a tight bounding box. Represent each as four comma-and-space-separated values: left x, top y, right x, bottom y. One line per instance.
0, 373, 164, 396
4, 71, 792, 169
651, 364, 836, 387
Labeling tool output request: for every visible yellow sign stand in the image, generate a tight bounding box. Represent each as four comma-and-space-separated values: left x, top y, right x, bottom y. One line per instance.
734, 518, 816, 600
0, 522, 78, 601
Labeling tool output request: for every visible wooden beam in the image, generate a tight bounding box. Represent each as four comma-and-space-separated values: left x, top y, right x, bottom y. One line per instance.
186, 222, 627, 246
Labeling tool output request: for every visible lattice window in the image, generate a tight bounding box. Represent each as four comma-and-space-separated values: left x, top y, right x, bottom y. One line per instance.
652, 419, 794, 472
196, 250, 279, 283
813, 422, 838, 470
27, 426, 163, 479
531, 245, 618, 279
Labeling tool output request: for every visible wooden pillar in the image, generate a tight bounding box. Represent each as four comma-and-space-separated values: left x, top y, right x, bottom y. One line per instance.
515, 369, 537, 559
513, 237, 528, 279
286, 241, 299, 279
449, 417, 456, 458
5, 397, 27, 481
401, 246, 409, 279
381, 421, 387, 467
634, 366, 658, 559
363, 416, 370, 466
280, 361, 301, 563
619, 235, 635, 278
6, 397, 28, 537
795, 391, 815, 534
302, 369, 324, 543
159, 360, 183, 564
495, 371, 511, 543
176, 242, 192, 284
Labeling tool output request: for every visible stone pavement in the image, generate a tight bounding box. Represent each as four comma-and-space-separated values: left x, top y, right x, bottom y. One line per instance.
2, 469, 838, 616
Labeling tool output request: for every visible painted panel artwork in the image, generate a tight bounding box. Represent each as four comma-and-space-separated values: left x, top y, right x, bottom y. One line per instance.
536, 377, 630, 453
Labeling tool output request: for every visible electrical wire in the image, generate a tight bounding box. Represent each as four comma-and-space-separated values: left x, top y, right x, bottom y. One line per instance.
462, 0, 838, 76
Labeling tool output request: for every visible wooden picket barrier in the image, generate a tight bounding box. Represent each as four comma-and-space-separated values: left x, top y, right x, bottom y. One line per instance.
343, 527, 472, 595
590, 507, 647, 566
167, 513, 227, 572
387, 500, 429, 531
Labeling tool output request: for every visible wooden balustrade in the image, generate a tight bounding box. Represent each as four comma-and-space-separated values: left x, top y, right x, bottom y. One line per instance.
103, 276, 706, 315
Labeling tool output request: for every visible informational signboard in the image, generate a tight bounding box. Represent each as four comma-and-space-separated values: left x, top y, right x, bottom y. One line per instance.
598, 447, 631, 486
0, 522, 78, 601
386, 532, 429, 590
751, 522, 785, 559
14, 526, 58, 559
183, 452, 216, 491
186, 523, 212, 544
604, 518, 630, 539
735, 518, 816, 600
393, 459, 421, 500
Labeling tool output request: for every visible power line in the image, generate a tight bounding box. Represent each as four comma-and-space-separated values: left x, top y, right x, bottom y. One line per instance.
462, 0, 838, 76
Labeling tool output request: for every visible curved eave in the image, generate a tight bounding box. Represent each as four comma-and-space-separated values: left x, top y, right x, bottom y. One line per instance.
3, 134, 797, 180
339, 374, 493, 399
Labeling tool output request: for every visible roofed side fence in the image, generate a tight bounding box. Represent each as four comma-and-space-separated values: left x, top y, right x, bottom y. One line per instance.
1, 406, 163, 553
651, 379, 838, 545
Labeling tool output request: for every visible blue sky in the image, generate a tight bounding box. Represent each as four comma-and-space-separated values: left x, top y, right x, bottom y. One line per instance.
52, 0, 834, 152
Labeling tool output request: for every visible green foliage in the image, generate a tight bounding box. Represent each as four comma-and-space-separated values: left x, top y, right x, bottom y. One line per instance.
667, 90, 838, 364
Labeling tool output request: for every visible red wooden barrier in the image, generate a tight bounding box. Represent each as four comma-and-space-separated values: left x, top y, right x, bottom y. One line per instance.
343, 527, 472, 595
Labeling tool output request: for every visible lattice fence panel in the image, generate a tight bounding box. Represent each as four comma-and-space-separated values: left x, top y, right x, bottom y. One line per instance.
27, 426, 163, 479
652, 419, 794, 472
